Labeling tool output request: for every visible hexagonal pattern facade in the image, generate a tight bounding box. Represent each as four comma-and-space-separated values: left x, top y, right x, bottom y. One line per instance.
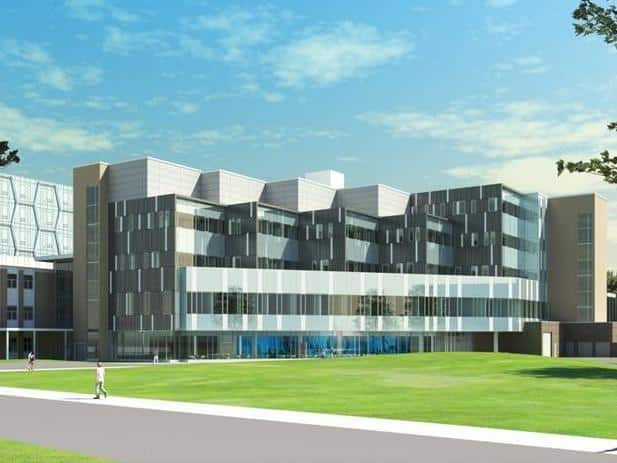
0, 174, 73, 258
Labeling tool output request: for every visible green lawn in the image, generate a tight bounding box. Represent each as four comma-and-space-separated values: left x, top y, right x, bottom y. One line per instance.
0, 353, 615, 438
0, 439, 114, 463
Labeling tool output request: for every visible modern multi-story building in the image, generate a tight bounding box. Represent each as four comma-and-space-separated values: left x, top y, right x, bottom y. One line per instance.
70, 157, 609, 361
0, 174, 74, 359
0, 174, 73, 258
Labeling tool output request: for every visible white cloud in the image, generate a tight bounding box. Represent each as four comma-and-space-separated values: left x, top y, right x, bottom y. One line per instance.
0, 39, 102, 91
337, 155, 360, 162
172, 102, 199, 114
82, 96, 132, 111
177, 35, 215, 60
65, 0, 139, 22
0, 102, 112, 152
103, 26, 169, 55
38, 66, 72, 91
485, 17, 526, 40
494, 56, 549, 74
0, 40, 72, 91
268, 22, 411, 87
447, 156, 610, 196
486, 0, 518, 7
186, 5, 289, 62
358, 100, 616, 159
79, 66, 103, 85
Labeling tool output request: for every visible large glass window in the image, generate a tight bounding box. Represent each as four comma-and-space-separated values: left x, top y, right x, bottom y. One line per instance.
86, 186, 100, 355
577, 212, 593, 321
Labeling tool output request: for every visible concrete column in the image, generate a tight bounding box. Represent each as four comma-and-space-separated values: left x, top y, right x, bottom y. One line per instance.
493, 332, 499, 353
193, 335, 197, 357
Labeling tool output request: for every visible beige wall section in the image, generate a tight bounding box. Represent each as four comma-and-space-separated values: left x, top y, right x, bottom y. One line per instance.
547, 194, 607, 322
73, 163, 110, 360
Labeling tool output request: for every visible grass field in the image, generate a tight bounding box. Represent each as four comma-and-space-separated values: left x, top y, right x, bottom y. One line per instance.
0, 439, 114, 463
0, 353, 616, 438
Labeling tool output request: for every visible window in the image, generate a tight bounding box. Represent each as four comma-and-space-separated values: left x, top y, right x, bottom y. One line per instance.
23, 306, 33, 321
7, 306, 17, 320
23, 275, 33, 290
151, 251, 161, 269
471, 233, 479, 247
481, 265, 490, 276
488, 197, 499, 212
470, 199, 478, 214
453, 200, 466, 215
315, 224, 324, 240
470, 266, 479, 276
396, 228, 404, 244
7, 273, 17, 288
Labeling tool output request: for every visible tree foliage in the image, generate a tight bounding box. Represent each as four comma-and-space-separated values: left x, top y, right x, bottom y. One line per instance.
0, 141, 20, 167
556, 1, 617, 182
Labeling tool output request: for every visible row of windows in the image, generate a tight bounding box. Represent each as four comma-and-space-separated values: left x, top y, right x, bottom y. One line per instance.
411, 197, 501, 217
194, 216, 225, 235
502, 201, 539, 221
258, 220, 298, 240
346, 224, 378, 243
502, 233, 539, 253
181, 292, 545, 319
7, 274, 33, 289
5, 306, 33, 321
113, 252, 161, 271
114, 211, 172, 233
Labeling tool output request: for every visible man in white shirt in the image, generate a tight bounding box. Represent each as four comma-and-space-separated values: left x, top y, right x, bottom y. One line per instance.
93, 361, 108, 399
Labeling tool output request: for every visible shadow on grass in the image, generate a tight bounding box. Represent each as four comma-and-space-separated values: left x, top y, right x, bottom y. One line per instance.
516, 367, 617, 380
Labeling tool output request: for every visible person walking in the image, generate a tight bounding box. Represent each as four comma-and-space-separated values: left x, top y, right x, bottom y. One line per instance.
26, 352, 35, 372
153, 349, 159, 364
93, 361, 108, 399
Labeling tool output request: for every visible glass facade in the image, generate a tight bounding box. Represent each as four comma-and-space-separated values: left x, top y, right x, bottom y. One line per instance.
0, 174, 73, 257
577, 212, 594, 321
86, 186, 100, 357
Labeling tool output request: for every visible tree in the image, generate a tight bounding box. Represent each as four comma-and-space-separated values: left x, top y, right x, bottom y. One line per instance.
0, 141, 20, 167
608, 270, 617, 293
556, 0, 617, 182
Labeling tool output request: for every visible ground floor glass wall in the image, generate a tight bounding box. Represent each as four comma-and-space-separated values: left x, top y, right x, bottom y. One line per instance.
112, 331, 476, 360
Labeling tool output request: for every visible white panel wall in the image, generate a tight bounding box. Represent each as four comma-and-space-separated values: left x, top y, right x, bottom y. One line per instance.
145, 158, 200, 198
377, 185, 410, 217
199, 170, 265, 205
297, 179, 336, 212
335, 185, 409, 217
261, 178, 336, 212
108, 159, 148, 202
261, 180, 300, 210
335, 185, 380, 216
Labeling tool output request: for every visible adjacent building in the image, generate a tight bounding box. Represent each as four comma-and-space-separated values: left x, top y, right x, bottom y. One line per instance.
70, 157, 608, 361
0, 173, 74, 359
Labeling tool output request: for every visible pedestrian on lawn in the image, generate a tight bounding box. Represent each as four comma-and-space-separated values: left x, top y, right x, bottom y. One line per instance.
26, 352, 35, 372
94, 361, 108, 399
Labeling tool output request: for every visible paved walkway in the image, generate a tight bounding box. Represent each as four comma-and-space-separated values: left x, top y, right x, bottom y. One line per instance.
0, 358, 300, 373
0, 387, 616, 462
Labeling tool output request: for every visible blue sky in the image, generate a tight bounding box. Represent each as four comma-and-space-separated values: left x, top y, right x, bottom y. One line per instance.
2, 0, 617, 263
